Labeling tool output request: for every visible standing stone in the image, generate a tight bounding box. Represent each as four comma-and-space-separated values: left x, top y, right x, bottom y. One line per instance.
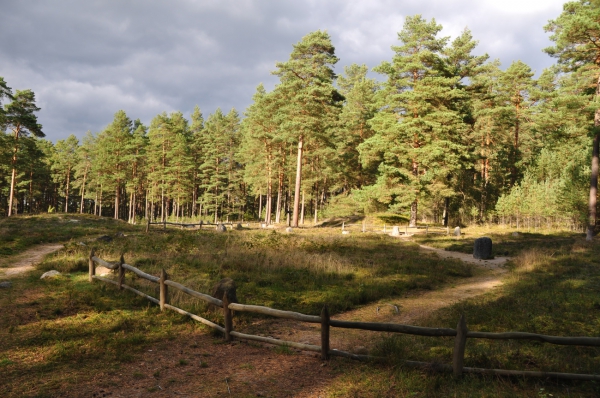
391, 226, 400, 236
236, 223, 243, 230
511, 232, 519, 237
454, 227, 461, 237
215, 224, 227, 232
285, 227, 293, 233
473, 237, 493, 260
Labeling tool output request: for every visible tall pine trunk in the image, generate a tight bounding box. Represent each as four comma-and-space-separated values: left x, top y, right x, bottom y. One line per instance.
587, 76, 600, 241
292, 136, 303, 227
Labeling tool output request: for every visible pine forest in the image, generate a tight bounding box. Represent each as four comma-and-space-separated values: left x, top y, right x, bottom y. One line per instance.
2, 5, 600, 235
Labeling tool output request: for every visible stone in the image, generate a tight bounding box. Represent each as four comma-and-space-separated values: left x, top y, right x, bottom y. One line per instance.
40, 270, 61, 279
353, 346, 369, 355
454, 227, 461, 236
77, 242, 86, 246
236, 223, 243, 230
211, 278, 238, 305
0, 281, 12, 288
391, 226, 400, 236
215, 223, 227, 232
512, 232, 519, 237
96, 266, 112, 276
285, 227, 293, 233
342, 230, 350, 235
473, 237, 493, 260
115, 231, 125, 237
96, 235, 113, 242
261, 223, 267, 228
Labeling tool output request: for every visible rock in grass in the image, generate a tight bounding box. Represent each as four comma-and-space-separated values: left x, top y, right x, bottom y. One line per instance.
96, 235, 113, 242
0, 281, 12, 288
236, 223, 243, 230
454, 226, 461, 236
473, 237, 493, 260
353, 346, 369, 356
215, 223, 227, 232
285, 227, 293, 233
40, 270, 61, 279
512, 232, 519, 237
391, 226, 400, 236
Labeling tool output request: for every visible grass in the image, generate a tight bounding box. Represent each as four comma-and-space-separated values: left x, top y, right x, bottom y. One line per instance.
337, 233, 600, 397
1, 214, 599, 396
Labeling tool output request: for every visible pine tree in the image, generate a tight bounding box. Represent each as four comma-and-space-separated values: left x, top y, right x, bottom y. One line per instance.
545, 0, 600, 240
94, 111, 134, 219
273, 30, 343, 227
3, 89, 43, 216
363, 15, 468, 226
51, 135, 79, 212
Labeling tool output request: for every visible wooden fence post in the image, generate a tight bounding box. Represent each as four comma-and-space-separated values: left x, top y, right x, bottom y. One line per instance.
426, 225, 429, 235
446, 226, 449, 235
384, 224, 386, 233
362, 219, 366, 233
405, 225, 408, 235
453, 314, 468, 377
223, 294, 233, 342
163, 220, 166, 230
88, 249, 95, 283
342, 222, 345, 232
160, 269, 168, 311
321, 305, 330, 360
146, 218, 150, 233
118, 254, 125, 290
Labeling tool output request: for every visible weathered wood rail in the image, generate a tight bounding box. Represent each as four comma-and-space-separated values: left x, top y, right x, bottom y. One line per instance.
341, 222, 449, 235
146, 219, 241, 232
88, 250, 600, 381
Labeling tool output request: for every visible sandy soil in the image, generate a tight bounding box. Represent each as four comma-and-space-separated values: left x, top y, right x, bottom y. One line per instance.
0, 243, 64, 278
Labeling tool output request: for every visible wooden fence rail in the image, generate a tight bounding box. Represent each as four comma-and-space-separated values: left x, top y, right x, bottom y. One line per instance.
341, 222, 450, 236
88, 250, 600, 381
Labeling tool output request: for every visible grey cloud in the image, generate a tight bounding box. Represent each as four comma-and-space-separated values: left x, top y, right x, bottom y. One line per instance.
0, 0, 565, 141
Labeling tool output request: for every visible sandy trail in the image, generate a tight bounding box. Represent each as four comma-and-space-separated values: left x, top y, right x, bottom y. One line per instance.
261, 244, 510, 354
0, 243, 64, 278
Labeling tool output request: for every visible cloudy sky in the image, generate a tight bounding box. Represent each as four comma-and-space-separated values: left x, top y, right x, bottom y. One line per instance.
0, 0, 566, 142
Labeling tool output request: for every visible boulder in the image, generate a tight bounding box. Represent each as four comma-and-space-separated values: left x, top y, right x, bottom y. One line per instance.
0, 281, 12, 288
215, 224, 227, 232
285, 227, 293, 233
454, 227, 461, 237
211, 278, 238, 305
40, 270, 61, 279
391, 226, 400, 236
236, 223, 243, 230
115, 231, 125, 237
473, 237, 493, 260
342, 230, 350, 235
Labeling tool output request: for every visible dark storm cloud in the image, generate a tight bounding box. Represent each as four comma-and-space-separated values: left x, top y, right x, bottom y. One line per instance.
0, 0, 565, 142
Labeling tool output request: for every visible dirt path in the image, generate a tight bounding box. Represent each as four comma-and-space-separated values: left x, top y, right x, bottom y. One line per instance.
0, 243, 64, 278
260, 245, 510, 355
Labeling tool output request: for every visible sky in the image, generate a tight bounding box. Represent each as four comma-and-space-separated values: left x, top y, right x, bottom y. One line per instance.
0, 0, 567, 142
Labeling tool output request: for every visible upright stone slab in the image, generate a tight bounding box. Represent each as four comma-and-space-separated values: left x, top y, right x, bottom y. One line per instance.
391, 226, 400, 236
215, 223, 227, 232
473, 237, 493, 260
454, 227, 461, 237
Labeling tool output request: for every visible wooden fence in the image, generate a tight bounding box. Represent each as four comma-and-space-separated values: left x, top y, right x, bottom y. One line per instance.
146, 220, 246, 232
88, 250, 600, 381
342, 221, 449, 236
